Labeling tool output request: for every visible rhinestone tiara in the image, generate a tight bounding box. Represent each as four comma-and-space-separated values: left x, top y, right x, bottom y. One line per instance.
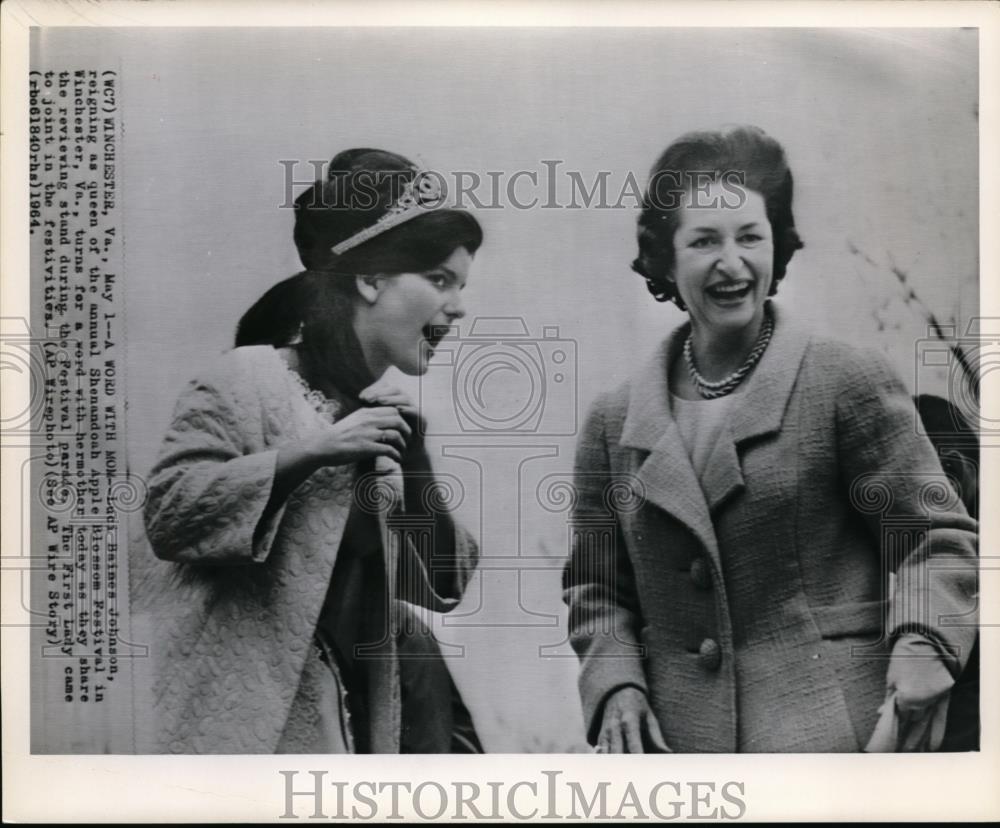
330, 169, 445, 256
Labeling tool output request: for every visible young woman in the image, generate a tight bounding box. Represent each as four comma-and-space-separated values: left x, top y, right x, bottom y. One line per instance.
141, 149, 483, 753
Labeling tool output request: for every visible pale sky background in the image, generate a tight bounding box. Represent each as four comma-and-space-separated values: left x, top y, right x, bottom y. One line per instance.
32, 26, 979, 752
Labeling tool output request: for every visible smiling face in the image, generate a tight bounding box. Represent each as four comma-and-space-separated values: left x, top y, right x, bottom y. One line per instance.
671, 183, 774, 339
354, 245, 471, 377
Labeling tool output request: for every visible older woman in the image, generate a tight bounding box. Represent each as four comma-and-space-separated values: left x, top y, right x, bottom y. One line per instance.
140, 149, 482, 753
563, 126, 977, 752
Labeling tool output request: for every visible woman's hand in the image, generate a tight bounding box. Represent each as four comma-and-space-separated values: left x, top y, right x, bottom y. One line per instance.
886, 634, 956, 714
359, 378, 417, 419
865, 634, 955, 752
265, 405, 411, 526
306, 405, 412, 466
596, 686, 671, 753
360, 379, 426, 457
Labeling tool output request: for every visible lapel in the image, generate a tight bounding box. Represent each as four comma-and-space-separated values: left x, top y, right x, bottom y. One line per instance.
726, 303, 810, 446
620, 302, 810, 558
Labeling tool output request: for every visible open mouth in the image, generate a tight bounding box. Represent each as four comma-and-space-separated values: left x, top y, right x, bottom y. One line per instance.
422, 324, 453, 351
706, 281, 753, 302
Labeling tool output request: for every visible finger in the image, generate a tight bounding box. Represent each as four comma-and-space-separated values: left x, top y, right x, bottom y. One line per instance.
360, 384, 414, 411
361, 405, 401, 419
371, 442, 402, 464
366, 409, 413, 440
643, 712, 672, 753
359, 380, 398, 400
607, 720, 624, 755
379, 393, 414, 408
394, 414, 412, 441
621, 714, 643, 754
365, 392, 411, 408
378, 429, 407, 452
348, 405, 398, 426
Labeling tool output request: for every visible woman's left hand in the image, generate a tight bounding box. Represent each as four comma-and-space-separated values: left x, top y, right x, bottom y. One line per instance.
865, 634, 956, 752
886, 634, 955, 714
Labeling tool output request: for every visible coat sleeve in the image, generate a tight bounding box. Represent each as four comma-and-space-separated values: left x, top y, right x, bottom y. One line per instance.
562, 393, 648, 742
143, 355, 287, 565
835, 346, 978, 677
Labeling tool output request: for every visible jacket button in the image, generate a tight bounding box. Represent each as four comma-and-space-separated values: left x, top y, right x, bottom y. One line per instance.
698, 638, 722, 671
689, 557, 711, 590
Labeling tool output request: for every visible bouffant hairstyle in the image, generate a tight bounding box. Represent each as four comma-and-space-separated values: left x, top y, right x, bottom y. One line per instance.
631, 125, 804, 307
291, 148, 483, 273
235, 148, 482, 397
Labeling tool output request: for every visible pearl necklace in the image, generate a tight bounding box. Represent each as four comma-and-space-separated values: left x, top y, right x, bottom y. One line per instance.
683, 312, 774, 399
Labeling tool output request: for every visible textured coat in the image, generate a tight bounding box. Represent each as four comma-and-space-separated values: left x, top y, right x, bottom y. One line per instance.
135, 345, 476, 753
564, 304, 977, 752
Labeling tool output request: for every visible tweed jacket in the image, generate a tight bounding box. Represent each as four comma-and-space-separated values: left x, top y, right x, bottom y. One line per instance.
136, 345, 477, 753
563, 304, 978, 752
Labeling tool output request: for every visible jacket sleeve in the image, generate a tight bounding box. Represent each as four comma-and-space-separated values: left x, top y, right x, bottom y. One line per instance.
836, 346, 978, 677
562, 393, 648, 742
143, 355, 287, 565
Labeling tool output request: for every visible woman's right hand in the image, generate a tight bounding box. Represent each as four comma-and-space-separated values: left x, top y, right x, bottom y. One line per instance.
596, 686, 671, 753
305, 405, 412, 467
265, 407, 412, 526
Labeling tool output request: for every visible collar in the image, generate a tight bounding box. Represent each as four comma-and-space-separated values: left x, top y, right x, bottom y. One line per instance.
621, 301, 809, 452
618, 302, 810, 554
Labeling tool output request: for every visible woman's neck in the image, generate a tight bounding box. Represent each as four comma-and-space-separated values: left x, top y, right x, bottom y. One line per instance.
688, 310, 766, 381
276, 346, 364, 413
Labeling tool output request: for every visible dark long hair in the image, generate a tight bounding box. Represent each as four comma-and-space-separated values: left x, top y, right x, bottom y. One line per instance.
632, 125, 804, 306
